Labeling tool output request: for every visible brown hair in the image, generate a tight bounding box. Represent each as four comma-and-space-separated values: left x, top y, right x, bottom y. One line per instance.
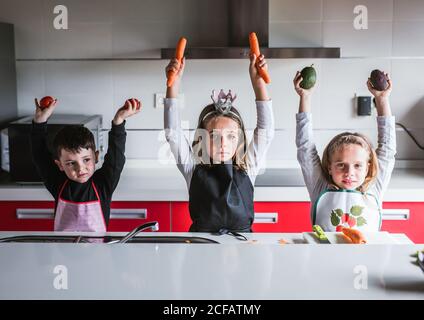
321, 132, 378, 192
53, 125, 96, 159
192, 104, 249, 171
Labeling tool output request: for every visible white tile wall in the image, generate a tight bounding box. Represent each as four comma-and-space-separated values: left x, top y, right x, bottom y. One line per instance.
270, 22, 322, 47
322, 21, 393, 57
270, 0, 322, 22
44, 23, 113, 59
111, 22, 179, 59
2, 0, 424, 162
393, 21, 424, 56
270, 59, 322, 129
393, 0, 424, 20
43, 0, 114, 23
0, 0, 45, 59
390, 59, 424, 127
323, 0, 393, 21
319, 58, 391, 129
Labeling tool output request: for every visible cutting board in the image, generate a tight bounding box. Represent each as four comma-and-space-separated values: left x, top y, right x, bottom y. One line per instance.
303, 231, 399, 244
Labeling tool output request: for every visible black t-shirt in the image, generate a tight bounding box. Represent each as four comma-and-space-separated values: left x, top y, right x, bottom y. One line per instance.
30, 121, 126, 225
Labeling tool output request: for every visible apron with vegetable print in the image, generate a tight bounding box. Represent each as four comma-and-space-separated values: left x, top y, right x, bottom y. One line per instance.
54, 180, 106, 232
313, 189, 382, 232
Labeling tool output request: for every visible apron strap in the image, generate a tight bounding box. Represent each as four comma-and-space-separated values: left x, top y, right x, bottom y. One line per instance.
58, 180, 68, 199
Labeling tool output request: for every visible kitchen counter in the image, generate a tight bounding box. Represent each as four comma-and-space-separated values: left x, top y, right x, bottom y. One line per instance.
0, 231, 422, 299
1, 167, 424, 202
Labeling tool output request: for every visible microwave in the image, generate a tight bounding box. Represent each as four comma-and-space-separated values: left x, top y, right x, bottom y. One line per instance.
2, 114, 103, 183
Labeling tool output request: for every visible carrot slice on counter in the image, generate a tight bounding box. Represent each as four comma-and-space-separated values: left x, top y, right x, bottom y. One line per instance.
249, 32, 271, 84
166, 37, 187, 87
341, 227, 367, 244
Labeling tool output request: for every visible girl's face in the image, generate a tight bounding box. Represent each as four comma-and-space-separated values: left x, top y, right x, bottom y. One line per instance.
328, 144, 369, 190
205, 116, 240, 163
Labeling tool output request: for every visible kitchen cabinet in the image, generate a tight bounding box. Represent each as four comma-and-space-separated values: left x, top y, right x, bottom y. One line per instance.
108, 201, 171, 232
0, 201, 55, 231
0, 200, 422, 241
253, 202, 312, 233
171, 202, 191, 232
381, 202, 424, 244
170, 201, 312, 232
0, 201, 171, 232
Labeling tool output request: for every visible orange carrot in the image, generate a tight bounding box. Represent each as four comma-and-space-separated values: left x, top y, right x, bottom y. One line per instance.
249, 32, 271, 84
167, 37, 187, 87
341, 227, 367, 244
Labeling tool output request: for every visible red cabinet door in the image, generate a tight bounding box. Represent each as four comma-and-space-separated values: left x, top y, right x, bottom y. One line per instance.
108, 201, 171, 232
171, 201, 312, 232
0, 201, 55, 231
0, 201, 172, 232
381, 202, 424, 244
253, 202, 312, 232
171, 202, 191, 232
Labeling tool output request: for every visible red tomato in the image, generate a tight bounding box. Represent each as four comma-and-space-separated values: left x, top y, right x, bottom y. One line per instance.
39, 96, 55, 109
125, 98, 141, 110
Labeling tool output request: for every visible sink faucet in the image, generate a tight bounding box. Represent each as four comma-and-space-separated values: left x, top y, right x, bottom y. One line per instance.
108, 221, 159, 244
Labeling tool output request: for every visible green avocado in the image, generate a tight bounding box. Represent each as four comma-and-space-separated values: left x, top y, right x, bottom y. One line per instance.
300, 64, 316, 89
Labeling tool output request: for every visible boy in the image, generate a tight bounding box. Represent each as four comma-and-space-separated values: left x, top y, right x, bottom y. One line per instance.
30, 98, 140, 232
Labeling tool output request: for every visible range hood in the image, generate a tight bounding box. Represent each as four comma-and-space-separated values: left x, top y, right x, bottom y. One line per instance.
161, 0, 340, 59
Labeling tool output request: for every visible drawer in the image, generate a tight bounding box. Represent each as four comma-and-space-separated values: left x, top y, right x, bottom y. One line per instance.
0, 201, 172, 232
171, 201, 312, 232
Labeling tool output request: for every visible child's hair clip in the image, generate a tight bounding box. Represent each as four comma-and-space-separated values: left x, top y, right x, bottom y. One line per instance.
211, 89, 237, 114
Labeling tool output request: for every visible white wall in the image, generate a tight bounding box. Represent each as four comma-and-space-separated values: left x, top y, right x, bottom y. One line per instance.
1, 0, 424, 162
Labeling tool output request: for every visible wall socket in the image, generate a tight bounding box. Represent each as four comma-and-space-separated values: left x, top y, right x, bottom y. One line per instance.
154, 93, 165, 108
154, 93, 184, 108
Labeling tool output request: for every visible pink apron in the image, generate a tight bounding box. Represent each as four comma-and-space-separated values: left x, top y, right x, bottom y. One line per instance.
54, 180, 107, 232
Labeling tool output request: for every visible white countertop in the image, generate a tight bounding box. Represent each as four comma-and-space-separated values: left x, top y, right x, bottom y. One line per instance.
0, 231, 422, 299
1, 167, 424, 202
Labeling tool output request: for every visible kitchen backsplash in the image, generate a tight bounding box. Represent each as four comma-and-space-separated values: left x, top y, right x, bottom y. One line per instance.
1, 0, 424, 163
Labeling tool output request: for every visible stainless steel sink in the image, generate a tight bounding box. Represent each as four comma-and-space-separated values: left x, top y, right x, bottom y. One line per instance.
0, 235, 219, 244
255, 168, 305, 186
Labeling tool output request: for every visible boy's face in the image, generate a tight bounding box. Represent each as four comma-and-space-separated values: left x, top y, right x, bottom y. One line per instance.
54, 148, 99, 183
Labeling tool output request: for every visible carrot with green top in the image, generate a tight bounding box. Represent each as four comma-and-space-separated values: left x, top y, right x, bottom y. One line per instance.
341, 227, 367, 244
167, 37, 187, 87
249, 32, 271, 84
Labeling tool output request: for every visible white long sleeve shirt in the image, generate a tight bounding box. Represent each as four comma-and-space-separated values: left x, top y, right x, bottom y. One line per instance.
296, 112, 396, 213
164, 98, 275, 190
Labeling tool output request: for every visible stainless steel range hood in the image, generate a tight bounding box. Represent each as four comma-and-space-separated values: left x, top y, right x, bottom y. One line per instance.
161, 0, 340, 59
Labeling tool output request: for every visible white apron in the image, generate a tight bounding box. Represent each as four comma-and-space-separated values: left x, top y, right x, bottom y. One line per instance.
313, 189, 382, 232
54, 180, 106, 232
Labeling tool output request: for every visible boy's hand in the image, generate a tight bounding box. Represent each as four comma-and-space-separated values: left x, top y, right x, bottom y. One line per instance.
165, 57, 185, 98
249, 54, 269, 100
293, 71, 314, 98
113, 99, 141, 125
33, 97, 57, 123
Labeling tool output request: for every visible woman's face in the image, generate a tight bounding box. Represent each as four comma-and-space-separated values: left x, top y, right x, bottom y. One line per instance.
328, 144, 370, 190
205, 116, 240, 163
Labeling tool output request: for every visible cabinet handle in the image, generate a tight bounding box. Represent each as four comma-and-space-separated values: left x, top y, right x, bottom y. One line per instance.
253, 212, 278, 224
381, 209, 410, 221
16, 208, 54, 219
110, 209, 147, 219
16, 208, 148, 220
